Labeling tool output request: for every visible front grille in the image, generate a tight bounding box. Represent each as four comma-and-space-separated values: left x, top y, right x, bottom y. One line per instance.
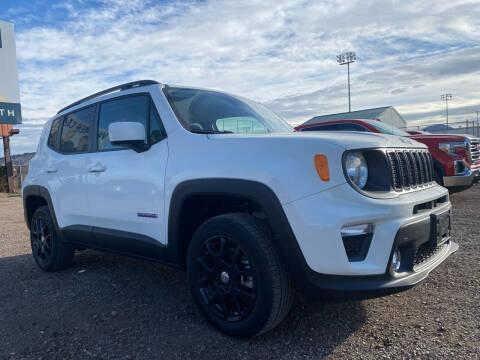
470, 138, 480, 163
413, 241, 448, 270
413, 195, 448, 214
387, 150, 434, 191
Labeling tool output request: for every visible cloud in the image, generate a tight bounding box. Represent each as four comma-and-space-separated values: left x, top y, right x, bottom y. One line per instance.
2, 0, 480, 154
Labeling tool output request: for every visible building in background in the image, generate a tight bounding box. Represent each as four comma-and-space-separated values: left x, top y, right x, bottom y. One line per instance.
0, 20, 22, 124
1, 20, 22, 193
302, 106, 406, 129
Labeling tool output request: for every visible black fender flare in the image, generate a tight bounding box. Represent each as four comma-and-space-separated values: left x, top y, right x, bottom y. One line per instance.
167, 178, 312, 287
22, 185, 60, 230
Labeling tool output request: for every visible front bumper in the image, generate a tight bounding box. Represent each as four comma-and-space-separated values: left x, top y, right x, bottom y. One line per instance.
302, 215, 458, 294
282, 183, 457, 295
443, 169, 474, 187
472, 164, 480, 180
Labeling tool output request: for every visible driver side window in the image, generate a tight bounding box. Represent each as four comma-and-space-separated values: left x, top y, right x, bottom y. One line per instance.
98, 95, 149, 151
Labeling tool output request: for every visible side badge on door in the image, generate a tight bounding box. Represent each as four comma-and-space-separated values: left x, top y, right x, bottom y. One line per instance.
137, 212, 158, 219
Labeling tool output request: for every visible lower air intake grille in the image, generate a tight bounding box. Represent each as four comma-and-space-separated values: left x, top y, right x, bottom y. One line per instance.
413, 241, 448, 270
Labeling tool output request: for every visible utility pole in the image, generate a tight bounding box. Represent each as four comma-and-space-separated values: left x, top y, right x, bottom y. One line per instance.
440, 93, 452, 128
476, 110, 479, 137
1, 128, 19, 193
2, 135, 14, 193
337, 51, 356, 112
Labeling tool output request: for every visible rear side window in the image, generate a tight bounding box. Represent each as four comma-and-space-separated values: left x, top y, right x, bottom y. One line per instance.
98, 95, 149, 151
336, 123, 368, 131
47, 117, 61, 149
216, 117, 268, 133
301, 124, 339, 131
60, 106, 95, 153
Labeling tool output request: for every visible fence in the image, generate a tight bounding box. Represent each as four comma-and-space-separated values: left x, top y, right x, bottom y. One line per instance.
0, 165, 29, 193
402, 119, 480, 137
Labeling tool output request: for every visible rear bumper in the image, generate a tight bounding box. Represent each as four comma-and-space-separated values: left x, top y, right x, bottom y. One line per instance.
443, 170, 474, 187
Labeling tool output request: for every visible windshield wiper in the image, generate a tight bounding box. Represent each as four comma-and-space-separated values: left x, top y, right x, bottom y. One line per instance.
190, 128, 233, 134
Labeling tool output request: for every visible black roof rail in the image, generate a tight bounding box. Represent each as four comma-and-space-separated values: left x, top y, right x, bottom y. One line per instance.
57, 80, 160, 114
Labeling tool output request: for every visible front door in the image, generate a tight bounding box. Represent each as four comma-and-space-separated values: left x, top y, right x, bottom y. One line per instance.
86, 94, 169, 247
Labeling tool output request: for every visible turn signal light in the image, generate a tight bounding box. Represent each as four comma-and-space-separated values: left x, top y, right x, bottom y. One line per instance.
314, 154, 329, 181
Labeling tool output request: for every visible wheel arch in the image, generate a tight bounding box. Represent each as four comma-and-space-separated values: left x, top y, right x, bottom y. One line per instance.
167, 179, 309, 283
23, 185, 59, 230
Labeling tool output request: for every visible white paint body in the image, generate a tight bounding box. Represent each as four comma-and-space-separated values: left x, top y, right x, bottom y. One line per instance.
23, 84, 450, 276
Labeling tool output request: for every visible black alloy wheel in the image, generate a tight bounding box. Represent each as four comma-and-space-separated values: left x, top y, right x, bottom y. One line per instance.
195, 235, 257, 322
30, 205, 74, 271
31, 216, 53, 267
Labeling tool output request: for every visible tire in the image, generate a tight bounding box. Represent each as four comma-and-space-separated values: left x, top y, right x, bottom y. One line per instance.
187, 213, 294, 337
30, 205, 75, 271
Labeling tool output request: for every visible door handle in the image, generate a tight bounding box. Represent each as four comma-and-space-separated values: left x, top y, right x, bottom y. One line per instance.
88, 165, 106, 173
44, 169, 57, 174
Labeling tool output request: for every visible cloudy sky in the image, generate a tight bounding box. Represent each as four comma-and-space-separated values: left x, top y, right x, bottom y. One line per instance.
1, 0, 480, 155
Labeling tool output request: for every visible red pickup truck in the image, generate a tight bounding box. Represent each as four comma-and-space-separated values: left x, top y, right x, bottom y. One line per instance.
296, 119, 479, 190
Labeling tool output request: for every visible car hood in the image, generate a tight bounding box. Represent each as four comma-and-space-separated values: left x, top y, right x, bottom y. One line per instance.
208, 131, 428, 150
408, 134, 467, 142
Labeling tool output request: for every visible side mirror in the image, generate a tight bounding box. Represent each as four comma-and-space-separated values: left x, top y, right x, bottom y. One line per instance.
108, 122, 147, 152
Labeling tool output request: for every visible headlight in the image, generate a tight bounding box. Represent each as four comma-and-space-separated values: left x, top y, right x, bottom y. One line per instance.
344, 152, 368, 189
438, 142, 465, 156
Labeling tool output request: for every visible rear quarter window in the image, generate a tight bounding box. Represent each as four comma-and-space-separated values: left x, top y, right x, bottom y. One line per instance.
47, 117, 61, 150
59, 106, 95, 154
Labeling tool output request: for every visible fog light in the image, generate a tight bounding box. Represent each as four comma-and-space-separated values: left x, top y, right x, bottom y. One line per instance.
391, 249, 401, 272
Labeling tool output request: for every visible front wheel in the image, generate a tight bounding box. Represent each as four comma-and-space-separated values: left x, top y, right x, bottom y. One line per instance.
187, 213, 294, 337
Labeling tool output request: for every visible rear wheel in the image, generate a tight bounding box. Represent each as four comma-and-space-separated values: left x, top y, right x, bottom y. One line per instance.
187, 213, 293, 337
30, 206, 75, 271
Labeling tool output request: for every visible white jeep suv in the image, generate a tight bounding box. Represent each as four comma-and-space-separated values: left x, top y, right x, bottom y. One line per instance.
23, 80, 458, 337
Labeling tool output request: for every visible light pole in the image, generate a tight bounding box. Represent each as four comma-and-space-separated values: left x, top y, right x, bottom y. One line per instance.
440, 93, 452, 128
337, 51, 356, 112
476, 110, 479, 137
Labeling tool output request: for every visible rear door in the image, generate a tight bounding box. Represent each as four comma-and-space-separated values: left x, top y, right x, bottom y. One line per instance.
85, 94, 169, 247
53, 106, 97, 228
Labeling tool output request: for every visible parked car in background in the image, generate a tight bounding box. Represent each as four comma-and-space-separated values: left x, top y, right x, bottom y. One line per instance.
296, 119, 479, 190
406, 130, 430, 135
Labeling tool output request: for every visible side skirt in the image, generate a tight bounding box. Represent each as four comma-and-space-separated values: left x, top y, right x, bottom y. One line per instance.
60, 225, 182, 268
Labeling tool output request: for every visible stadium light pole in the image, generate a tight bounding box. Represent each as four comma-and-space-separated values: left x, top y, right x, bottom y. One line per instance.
440, 93, 452, 128
337, 51, 356, 112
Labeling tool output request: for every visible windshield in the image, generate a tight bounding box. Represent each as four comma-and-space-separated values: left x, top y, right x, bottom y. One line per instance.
163, 87, 293, 134
368, 121, 410, 136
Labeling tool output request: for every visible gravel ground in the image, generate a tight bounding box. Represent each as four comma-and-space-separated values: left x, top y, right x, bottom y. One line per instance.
0, 185, 479, 359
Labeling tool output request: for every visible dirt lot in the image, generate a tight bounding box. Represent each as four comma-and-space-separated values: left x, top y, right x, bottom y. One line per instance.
0, 185, 479, 359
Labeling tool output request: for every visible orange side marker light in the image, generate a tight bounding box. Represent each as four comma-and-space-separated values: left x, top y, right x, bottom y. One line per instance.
314, 154, 330, 181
